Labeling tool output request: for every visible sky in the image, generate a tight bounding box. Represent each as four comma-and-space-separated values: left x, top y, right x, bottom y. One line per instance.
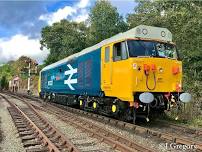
0, 0, 136, 65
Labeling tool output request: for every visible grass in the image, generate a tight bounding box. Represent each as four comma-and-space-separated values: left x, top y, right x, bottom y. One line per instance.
187, 116, 202, 128
159, 111, 202, 129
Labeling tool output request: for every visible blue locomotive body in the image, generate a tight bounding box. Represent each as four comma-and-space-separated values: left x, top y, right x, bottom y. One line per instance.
41, 48, 101, 97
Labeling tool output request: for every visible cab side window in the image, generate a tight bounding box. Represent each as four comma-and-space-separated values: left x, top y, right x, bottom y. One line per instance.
105, 46, 110, 63
113, 41, 128, 62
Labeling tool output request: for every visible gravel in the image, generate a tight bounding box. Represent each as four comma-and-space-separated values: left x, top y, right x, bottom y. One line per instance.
76, 113, 192, 152
5, 94, 28, 108
39, 110, 118, 152
19, 97, 188, 152
147, 123, 202, 142
0, 95, 26, 152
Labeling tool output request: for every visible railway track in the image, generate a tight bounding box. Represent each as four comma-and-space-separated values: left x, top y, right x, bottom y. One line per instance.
35, 104, 153, 152
0, 93, 80, 152
4, 92, 154, 152
21, 93, 202, 136
35, 103, 202, 151
5, 92, 202, 151
153, 119, 202, 137
54, 104, 202, 150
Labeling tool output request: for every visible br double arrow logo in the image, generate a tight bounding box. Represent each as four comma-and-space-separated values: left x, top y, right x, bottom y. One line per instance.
64, 64, 77, 90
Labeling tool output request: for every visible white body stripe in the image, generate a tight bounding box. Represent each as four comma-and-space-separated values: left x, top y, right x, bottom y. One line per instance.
64, 64, 77, 90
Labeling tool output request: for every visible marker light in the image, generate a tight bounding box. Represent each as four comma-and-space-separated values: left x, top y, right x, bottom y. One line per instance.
172, 66, 180, 75
144, 64, 150, 75
176, 83, 182, 92
151, 64, 156, 72
144, 64, 150, 71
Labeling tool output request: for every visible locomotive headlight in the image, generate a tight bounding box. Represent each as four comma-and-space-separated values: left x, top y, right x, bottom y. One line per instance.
161, 31, 166, 37
142, 28, 148, 35
159, 67, 164, 73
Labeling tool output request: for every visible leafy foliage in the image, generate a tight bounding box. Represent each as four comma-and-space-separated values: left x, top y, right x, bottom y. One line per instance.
40, 0, 128, 65
127, 0, 202, 118
12, 0, 198, 120
0, 56, 39, 91
0, 76, 9, 89
87, 0, 128, 45
128, 0, 202, 92
0, 64, 14, 80
40, 20, 88, 65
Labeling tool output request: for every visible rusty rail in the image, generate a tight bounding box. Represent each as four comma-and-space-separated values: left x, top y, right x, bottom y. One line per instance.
6, 92, 202, 151
0, 93, 80, 152
35, 103, 153, 152
43, 101, 202, 151
5, 92, 153, 152
155, 119, 202, 136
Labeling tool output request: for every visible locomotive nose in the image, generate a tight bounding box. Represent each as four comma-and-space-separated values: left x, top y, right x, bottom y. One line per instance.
132, 58, 183, 92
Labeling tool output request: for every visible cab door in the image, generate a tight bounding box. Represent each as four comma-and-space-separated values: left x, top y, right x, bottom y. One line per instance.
101, 45, 112, 91
111, 41, 134, 102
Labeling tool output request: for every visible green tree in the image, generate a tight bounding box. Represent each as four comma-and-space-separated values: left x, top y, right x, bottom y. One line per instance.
88, 0, 128, 45
40, 20, 88, 65
128, 0, 202, 118
0, 76, 8, 90
40, 1, 128, 65
0, 64, 14, 79
127, 0, 202, 88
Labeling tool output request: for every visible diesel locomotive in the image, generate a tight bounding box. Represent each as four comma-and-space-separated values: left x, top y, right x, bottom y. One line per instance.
38, 25, 191, 123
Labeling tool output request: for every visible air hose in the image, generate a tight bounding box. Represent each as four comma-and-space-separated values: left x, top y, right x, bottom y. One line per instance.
145, 71, 156, 90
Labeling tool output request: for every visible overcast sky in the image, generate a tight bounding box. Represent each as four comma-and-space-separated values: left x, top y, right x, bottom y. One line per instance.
0, 0, 136, 65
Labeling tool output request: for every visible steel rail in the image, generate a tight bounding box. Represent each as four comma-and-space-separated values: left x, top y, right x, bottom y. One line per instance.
155, 119, 202, 136
0, 93, 80, 152
44, 102, 202, 151
6, 92, 202, 151
34, 103, 154, 152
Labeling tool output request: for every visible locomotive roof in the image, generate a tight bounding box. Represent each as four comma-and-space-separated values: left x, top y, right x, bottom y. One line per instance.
42, 25, 172, 71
